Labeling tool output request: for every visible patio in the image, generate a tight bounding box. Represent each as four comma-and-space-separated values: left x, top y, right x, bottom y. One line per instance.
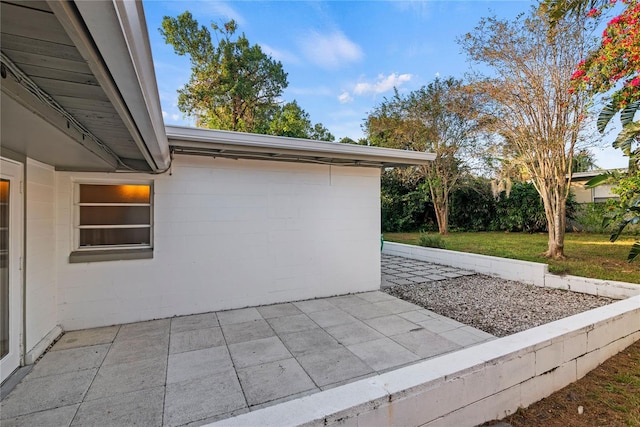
1, 256, 494, 427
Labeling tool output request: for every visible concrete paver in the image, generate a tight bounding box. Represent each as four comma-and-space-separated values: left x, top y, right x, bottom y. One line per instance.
102, 334, 169, 366
1, 404, 79, 427
0, 369, 96, 419
265, 313, 318, 334
28, 344, 109, 379
72, 387, 164, 427
166, 346, 233, 384
227, 336, 291, 369
219, 319, 275, 344
296, 347, 373, 387
347, 337, 420, 372
236, 358, 317, 406
1, 255, 494, 426
51, 326, 119, 351
168, 327, 225, 354
325, 321, 384, 346
85, 356, 167, 401
164, 371, 245, 427
170, 313, 219, 333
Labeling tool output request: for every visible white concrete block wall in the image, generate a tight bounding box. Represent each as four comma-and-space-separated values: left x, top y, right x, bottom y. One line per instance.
211, 295, 640, 427
55, 156, 381, 330
24, 158, 58, 356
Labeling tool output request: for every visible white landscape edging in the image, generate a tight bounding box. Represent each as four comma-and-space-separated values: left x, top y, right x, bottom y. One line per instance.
210, 296, 640, 427
382, 241, 548, 286
382, 241, 640, 299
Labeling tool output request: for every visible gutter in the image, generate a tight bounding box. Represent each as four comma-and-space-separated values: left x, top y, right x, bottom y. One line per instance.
166, 126, 435, 168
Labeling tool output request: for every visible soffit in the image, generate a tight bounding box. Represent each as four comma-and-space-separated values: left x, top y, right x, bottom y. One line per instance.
0, 1, 152, 171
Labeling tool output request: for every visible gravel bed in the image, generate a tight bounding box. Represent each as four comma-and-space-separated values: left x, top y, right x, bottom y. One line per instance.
384, 274, 615, 337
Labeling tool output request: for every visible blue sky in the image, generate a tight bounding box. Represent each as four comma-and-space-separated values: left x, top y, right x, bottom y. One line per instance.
143, 0, 628, 169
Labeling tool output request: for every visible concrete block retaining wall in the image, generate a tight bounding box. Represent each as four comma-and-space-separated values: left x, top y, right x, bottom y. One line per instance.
213, 296, 640, 427
383, 242, 640, 299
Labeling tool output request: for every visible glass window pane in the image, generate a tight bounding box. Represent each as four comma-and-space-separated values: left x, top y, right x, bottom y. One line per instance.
80, 228, 150, 247
80, 184, 150, 204
80, 206, 150, 226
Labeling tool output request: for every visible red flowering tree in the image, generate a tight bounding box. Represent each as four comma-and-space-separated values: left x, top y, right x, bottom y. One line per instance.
561, 0, 640, 260
570, 0, 640, 158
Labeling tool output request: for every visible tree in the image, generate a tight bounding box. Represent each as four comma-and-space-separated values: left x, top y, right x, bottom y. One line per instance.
564, 0, 640, 260
459, 8, 594, 259
309, 123, 335, 142
365, 77, 480, 234
572, 149, 599, 172
160, 13, 288, 132
266, 101, 335, 141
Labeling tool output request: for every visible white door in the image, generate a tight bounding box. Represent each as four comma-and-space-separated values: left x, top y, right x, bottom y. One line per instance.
0, 158, 23, 384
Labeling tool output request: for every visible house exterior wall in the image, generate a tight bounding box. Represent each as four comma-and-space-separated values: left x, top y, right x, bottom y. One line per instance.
55, 155, 381, 330
25, 159, 58, 352
570, 180, 618, 203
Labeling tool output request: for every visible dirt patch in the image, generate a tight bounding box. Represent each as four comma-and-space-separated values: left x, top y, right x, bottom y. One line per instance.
485, 340, 640, 426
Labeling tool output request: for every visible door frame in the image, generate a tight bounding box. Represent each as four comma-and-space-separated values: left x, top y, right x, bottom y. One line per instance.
1, 157, 24, 384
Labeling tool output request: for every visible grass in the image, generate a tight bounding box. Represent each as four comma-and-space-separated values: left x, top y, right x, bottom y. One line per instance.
383, 231, 640, 284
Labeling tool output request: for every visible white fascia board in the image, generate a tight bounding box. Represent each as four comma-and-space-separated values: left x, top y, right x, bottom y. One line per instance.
166, 126, 435, 167
58, 0, 170, 172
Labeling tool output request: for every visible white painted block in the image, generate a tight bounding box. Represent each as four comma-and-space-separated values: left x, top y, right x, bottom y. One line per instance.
520, 370, 554, 408
552, 359, 577, 392
439, 384, 522, 427
562, 332, 588, 362
535, 340, 564, 375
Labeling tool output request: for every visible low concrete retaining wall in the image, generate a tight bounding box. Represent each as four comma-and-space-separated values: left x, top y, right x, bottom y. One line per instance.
212, 296, 640, 427
382, 242, 548, 286
383, 242, 640, 299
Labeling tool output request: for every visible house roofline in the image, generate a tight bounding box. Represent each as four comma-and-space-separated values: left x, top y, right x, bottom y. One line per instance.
570, 168, 627, 179
165, 126, 435, 167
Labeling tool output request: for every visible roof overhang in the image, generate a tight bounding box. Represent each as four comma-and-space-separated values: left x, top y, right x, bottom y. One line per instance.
166, 126, 435, 168
1, 0, 170, 172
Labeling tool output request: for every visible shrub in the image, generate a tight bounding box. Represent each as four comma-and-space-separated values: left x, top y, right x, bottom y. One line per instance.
418, 233, 446, 248
492, 182, 547, 232
450, 177, 496, 231
572, 203, 612, 233
381, 169, 435, 232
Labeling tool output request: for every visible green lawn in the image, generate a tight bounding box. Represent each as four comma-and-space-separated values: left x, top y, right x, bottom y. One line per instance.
383, 231, 640, 284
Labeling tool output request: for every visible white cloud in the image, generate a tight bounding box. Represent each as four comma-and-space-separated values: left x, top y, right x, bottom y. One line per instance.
298, 31, 363, 69
261, 44, 300, 65
338, 92, 353, 103
171, 113, 180, 121
435, 72, 440, 78
353, 73, 413, 96
162, 111, 168, 119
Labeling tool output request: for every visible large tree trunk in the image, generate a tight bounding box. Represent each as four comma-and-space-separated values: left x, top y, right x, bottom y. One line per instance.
540, 185, 567, 260
435, 203, 449, 235
428, 176, 449, 235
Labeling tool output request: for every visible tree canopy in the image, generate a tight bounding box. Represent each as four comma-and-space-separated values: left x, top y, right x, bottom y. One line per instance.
365, 77, 480, 234
267, 101, 334, 141
160, 13, 288, 132
459, 7, 594, 259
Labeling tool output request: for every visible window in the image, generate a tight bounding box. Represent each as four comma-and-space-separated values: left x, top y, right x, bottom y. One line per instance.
71, 182, 153, 261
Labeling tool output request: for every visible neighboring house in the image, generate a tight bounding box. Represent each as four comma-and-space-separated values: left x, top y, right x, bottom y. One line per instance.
0, 1, 433, 383
570, 170, 623, 204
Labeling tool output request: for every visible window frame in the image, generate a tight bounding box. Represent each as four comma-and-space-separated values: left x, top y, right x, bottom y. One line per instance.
70, 179, 154, 260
